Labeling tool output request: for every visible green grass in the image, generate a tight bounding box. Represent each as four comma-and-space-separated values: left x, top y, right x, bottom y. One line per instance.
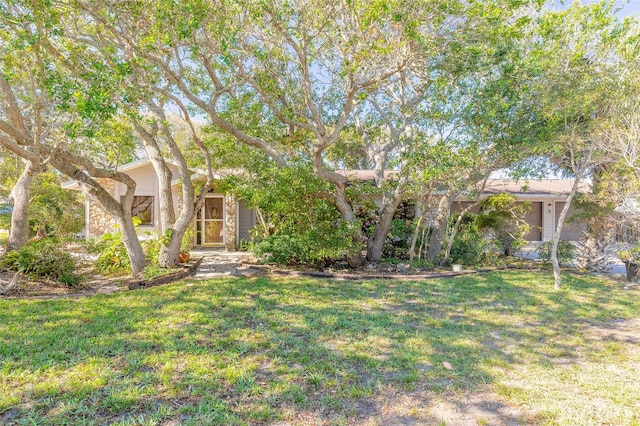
0, 271, 639, 425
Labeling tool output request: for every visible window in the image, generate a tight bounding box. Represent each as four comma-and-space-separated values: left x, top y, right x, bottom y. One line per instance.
132, 196, 154, 226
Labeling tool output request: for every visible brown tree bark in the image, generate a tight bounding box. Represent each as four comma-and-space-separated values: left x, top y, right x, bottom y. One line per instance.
366, 181, 408, 263
144, 103, 213, 268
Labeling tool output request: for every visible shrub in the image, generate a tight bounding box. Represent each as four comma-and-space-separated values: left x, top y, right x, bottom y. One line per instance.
141, 231, 163, 264
229, 164, 363, 266
449, 220, 488, 266
536, 240, 576, 266
88, 232, 130, 273
251, 221, 361, 266
0, 238, 80, 285
252, 234, 305, 264
382, 218, 414, 259
476, 194, 530, 256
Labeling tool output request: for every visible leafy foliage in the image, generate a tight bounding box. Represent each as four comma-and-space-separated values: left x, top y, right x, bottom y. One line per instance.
449, 214, 489, 266
448, 195, 530, 266
0, 238, 80, 285
88, 232, 131, 274
252, 221, 361, 266
476, 194, 530, 256
536, 241, 576, 266
0, 158, 84, 238
228, 164, 362, 265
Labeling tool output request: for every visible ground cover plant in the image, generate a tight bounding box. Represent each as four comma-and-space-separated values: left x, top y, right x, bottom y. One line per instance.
0, 271, 638, 425
0, 238, 80, 286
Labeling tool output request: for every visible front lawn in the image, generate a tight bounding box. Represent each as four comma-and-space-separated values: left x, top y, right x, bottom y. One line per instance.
0, 272, 638, 425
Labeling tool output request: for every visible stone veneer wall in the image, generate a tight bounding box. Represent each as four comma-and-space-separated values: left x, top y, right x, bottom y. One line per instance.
87, 179, 117, 238
224, 194, 237, 250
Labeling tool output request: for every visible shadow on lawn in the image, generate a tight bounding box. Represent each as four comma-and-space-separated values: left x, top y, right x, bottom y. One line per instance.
0, 271, 634, 424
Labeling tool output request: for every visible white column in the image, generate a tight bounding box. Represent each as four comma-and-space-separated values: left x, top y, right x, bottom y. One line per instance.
542, 200, 555, 241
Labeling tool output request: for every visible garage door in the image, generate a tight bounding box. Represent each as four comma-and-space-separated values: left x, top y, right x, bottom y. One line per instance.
520, 202, 542, 241
555, 202, 586, 241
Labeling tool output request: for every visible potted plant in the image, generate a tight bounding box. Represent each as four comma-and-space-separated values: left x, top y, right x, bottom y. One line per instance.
618, 247, 640, 282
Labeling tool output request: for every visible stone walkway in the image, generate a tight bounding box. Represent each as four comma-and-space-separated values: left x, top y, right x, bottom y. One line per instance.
191, 248, 263, 279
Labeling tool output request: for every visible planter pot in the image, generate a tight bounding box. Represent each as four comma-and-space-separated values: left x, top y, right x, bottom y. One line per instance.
178, 252, 191, 263
452, 264, 463, 272
624, 261, 640, 282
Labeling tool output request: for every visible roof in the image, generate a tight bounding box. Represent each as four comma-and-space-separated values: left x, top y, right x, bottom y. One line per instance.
61, 158, 224, 190
482, 179, 591, 195
337, 170, 591, 196
336, 170, 398, 181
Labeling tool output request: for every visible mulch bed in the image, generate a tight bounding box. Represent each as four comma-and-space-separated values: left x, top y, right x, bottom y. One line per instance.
0, 270, 93, 297
0, 258, 202, 299
245, 261, 561, 281
127, 257, 202, 290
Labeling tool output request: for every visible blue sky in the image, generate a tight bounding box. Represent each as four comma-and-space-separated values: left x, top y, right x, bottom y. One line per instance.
546, 0, 640, 17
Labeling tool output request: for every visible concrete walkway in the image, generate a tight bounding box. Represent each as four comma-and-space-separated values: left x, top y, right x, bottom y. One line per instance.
191, 248, 263, 279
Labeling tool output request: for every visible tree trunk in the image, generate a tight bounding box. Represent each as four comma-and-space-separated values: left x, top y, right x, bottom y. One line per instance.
409, 214, 424, 266
366, 180, 408, 263
427, 192, 452, 264
117, 214, 147, 277
157, 187, 198, 268
49, 155, 147, 277
136, 123, 176, 234
367, 200, 400, 263
7, 161, 34, 251
441, 212, 464, 266
326, 177, 366, 267
441, 196, 481, 266
149, 157, 175, 234
551, 175, 583, 290
418, 222, 428, 263
0, 271, 21, 294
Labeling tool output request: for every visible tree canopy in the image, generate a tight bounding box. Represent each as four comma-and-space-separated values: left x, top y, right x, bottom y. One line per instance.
0, 0, 638, 283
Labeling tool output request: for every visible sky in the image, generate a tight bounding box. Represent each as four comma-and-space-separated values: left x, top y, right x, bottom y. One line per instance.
546, 0, 640, 17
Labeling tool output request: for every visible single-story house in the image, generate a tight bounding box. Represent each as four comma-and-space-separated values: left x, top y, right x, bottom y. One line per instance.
61, 159, 256, 250
62, 160, 588, 250
452, 179, 590, 242
339, 170, 589, 243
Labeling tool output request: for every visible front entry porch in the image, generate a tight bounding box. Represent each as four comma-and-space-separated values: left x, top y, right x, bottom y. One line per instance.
192, 194, 255, 251
196, 196, 225, 247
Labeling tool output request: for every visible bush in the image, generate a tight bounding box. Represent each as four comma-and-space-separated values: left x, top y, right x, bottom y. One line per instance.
141, 231, 163, 264
88, 232, 130, 273
252, 234, 305, 264
382, 218, 414, 259
536, 240, 576, 266
251, 221, 361, 266
0, 238, 80, 286
476, 194, 530, 256
449, 221, 488, 266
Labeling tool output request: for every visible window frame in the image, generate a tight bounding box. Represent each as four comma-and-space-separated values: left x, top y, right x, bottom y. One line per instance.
130, 195, 155, 227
